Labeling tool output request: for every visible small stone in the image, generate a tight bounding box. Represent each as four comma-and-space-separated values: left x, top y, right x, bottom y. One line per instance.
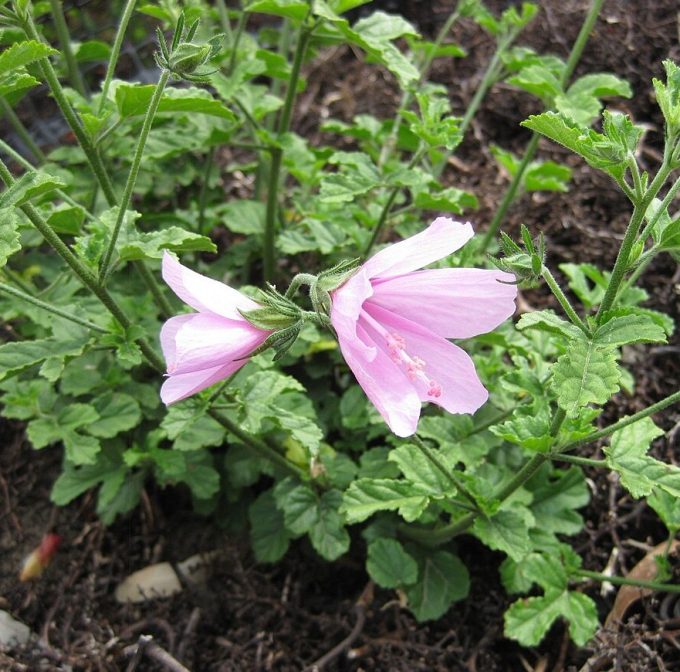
0, 610, 31, 649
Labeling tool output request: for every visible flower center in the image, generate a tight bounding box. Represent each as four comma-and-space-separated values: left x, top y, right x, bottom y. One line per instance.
362, 317, 441, 397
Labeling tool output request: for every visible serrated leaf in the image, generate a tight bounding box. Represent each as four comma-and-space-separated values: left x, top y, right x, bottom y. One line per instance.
653, 60, 680, 134
161, 401, 225, 451
491, 406, 552, 452
516, 310, 583, 340
249, 489, 291, 563
87, 392, 141, 438
119, 226, 216, 260
604, 417, 680, 499
244, 0, 309, 20
51, 450, 124, 505
341, 478, 430, 524
552, 340, 621, 417
308, 490, 350, 561
0, 337, 88, 381
0, 40, 57, 77
594, 313, 667, 347
274, 478, 319, 535
0, 207, 21, 268
0, 171, 66, 209
388, 443, 456, 496
473, 510, 532, 561
529, 467, 589, 536
505, 589, 598, 646
113, 82, 236, 120
405, 550, 469, 622
366, 538, 418, 588
319, 151, 381, 204
648, 489, 680, 533
413, 187, 478, 213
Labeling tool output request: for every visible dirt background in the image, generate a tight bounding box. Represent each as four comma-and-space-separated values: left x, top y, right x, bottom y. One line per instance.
1, 0, 680, 670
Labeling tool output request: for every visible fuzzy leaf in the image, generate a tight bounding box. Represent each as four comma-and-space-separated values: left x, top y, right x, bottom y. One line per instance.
308, 490, 350, 561
473, 510, 532, 561
341, 478, 430, 523
516, 310, 582, 340
0, 40, 57, 77
87, 392, 141, 439
388, 443, 457, 496
0, 207, 21, 268
249, 490, 291, 563
366, 538, 418, 588
552, 340, 621, 417
594, 313, 668, 347
0, 337, 88, 381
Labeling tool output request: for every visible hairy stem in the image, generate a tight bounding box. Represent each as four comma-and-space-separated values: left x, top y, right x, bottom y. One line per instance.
99, 69, 171, 281
576, 569, 680, 593
542, 266, 591, 336
551, 453, 606, 468
98, 0, 138, 114
0, 98, 46, 164
198, 146, 215, 232
636, 175, 680, 244
0, 281, 108, 332
22, 14, 118, 206
48, 0, 87, 96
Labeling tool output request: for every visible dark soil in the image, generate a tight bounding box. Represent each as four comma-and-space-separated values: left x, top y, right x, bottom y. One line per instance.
2, 1, 680, 671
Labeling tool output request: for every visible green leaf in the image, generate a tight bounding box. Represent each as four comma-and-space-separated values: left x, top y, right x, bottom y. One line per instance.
551, 340, 621, 418
604, 417, 680, 499
507, 64, 562, 102
0, 337, 88, 381
556, 73, 631, 126
119, 226, 217, 260
388, 443, 456, 496
51, 450, 125, 505
319, 151, 381, 204
308, 490, 350, 561
87, 392, 141, 439
648, 489, 680, 533
366, 538, 418, 588
505, 589, 598, 647
594, 313, 668, 347
653, 60, 680, 134
0, 170, 66, 209
516, 310, 582, 340
529, 467, 589, 536
413, 186, 478, 213
473, 510, 532, 561
73, 40, 111, 62
47, 204, 85, 235
244, 0, 310, 20
0, 40, 57, 77
405, 549, 470, 622
161, 401, 225, 451
113, 82, 236, 120
491, 406, 552, 452
0, 207, 21, 268
341, 478, 430, 524
219, 199, 265, 235
249, 489, 291, 563
274, 478, 319, 535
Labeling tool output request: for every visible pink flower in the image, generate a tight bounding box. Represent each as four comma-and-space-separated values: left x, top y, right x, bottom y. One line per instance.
159, 252, 270, 404
330, 218, 517, 437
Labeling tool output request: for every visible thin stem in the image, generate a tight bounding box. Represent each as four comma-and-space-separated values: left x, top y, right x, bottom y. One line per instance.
0, 99, 46, 163
262, 19, 314, 282
198, 146, 215, 233
284, 273, 317, 298
542, 266, 591, 336
618, 252, 654, 296
226, 8, 248, 76
0, 138, 95, 220
637, 175, 680, 243
595, 160, 674, 321
549, 407, 567, 437
1, 266, 34, 294
0, 156, 164, 370
99, 69, 171, 282
412, 435, 481, 512
551, 453, 606, 468
48, 0, 87, 97
208, 408, 305, 478
215, 0, 233, 40
560, 390, 680, 453
363, 148, 425, 258
133, 260, 173, 319
478, 0, 604, 253
22, 13, 118, 206
98, 0, 138, 115
576, 569, 680, 593
0, 281, 108, 333
478, 133, 540, 254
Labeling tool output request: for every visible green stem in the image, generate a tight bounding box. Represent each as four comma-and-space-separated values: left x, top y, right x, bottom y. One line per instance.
478, 133, 540, 254
576, 569, 680, 593
99, 69, 171, 282
412, 435, 481, 512
478, 0, 604, 254
226, 8, 248, 76
560, 390, 680, 453
1, 266, 34, 294
198, 146, 215, 233
98, 0, 138, 115
549, 407, 567, 437
22, 13, 118, 206
595, 160, 674, 321
133, 260, 173, 319
0, 281, 108, 333
364, 148, 425, 258
215, 0, 233, 40
551, 453, 606, 468
209, 408, 305, 478
542, 266, 591, 336
0, 99, 46, 164
636, 175, 680, 244
0, 156, 164, 370
48, 0, 87, 97
284, 272, 317, 298
262, 20, 313, 282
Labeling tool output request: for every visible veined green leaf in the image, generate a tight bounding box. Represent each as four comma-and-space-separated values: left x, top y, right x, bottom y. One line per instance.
366, 538, 418, 588
249, 490, 291, 563
593, 313, 668, 347
473, 510, 533, 561
341, 478, 430, 523
0, 40, 57, 77
0, 207, 21, 268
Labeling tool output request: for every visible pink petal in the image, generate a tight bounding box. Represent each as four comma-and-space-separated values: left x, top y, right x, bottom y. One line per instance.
330, 267, 377, 361
160, 314, 194, 371
363, 304, 489, 416
162, 251, 259, 320
369, 268, 517, 339
337, 321, 421, 437
163, 312, 268, 375
362, 218, 473, 279
160, 360, 247, 405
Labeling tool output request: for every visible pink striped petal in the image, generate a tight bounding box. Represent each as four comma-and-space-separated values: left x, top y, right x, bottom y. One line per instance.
362, 218, 473, 279
338, 321, 421, 437
369, 268, 517, 339
162, 251, 259, 320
